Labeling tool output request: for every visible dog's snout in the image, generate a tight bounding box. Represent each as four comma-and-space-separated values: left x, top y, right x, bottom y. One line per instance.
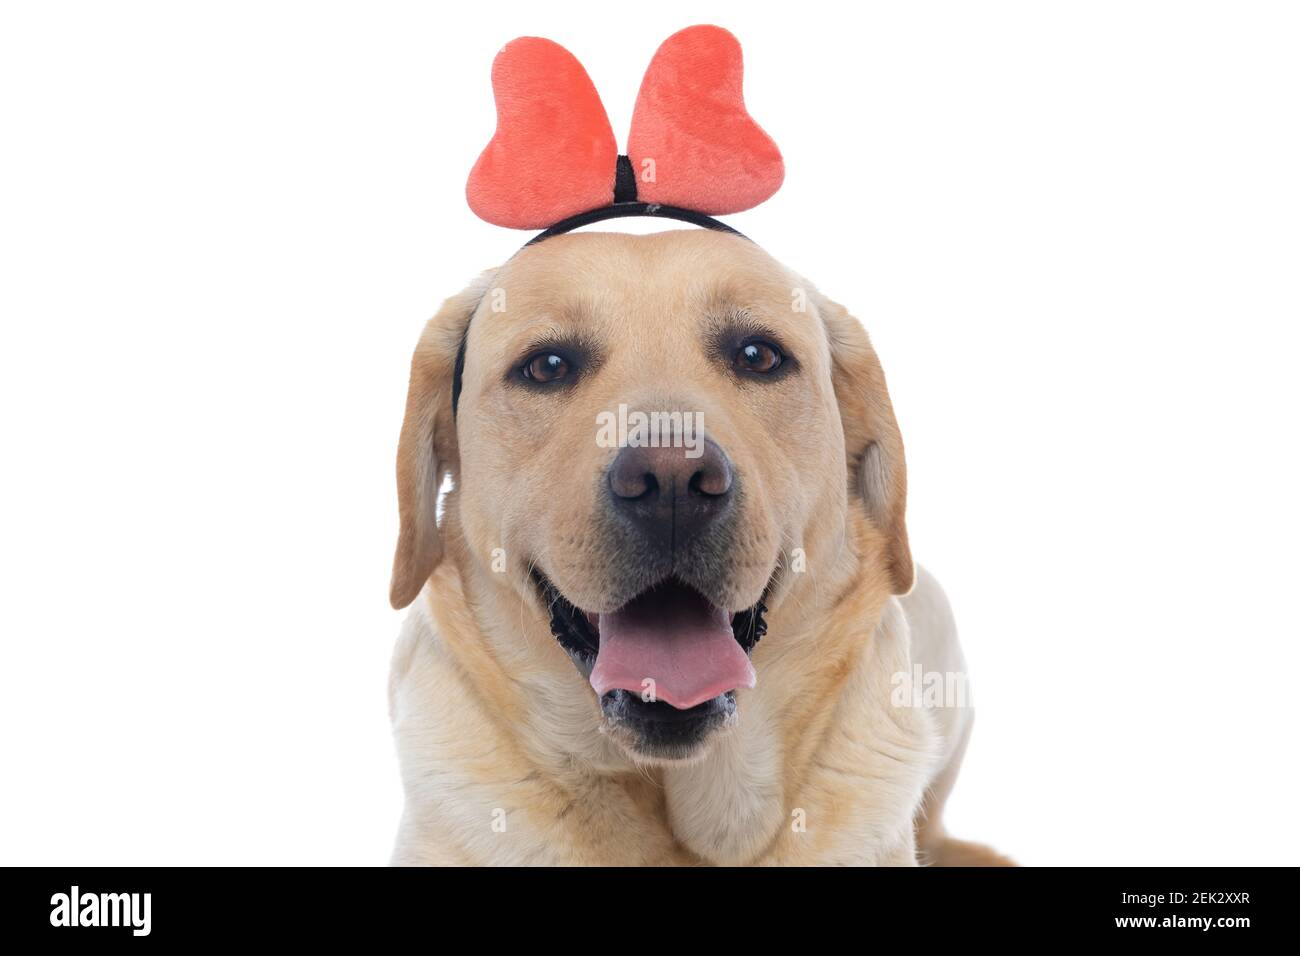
607, 438, 734, 549
608, 439, 733, 499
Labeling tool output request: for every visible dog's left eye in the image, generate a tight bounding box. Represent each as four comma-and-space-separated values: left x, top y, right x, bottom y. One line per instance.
734, 340, 784, 374
521, 352, 571, 383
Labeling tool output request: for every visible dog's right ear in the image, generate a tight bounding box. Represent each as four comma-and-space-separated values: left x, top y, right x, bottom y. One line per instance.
390, 273, 494, 610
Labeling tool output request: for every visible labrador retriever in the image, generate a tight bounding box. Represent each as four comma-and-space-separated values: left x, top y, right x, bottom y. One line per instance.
386, 228, 1011, 866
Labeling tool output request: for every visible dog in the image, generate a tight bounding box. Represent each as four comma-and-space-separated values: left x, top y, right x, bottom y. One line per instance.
386, 228, 1011, 865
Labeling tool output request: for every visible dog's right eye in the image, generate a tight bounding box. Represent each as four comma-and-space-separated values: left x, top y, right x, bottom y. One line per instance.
734, 340, 784, 375
521, 352, 571, 384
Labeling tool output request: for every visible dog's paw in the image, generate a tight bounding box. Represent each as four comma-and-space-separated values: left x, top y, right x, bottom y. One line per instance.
920, 836, 1017, 867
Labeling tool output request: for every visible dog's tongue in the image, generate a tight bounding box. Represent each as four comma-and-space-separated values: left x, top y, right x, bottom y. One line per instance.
591, 584, 756, 710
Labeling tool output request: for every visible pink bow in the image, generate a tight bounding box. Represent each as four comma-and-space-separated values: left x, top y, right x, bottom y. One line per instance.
466, 25, 784, 230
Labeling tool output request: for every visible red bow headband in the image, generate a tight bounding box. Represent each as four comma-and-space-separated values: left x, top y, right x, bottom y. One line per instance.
466, 25, 784, 239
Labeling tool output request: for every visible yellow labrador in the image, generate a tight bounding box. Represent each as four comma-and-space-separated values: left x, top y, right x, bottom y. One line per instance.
387, 228, 1010, 866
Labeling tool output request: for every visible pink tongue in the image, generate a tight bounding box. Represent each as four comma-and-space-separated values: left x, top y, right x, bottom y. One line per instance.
590, 584, 756, 710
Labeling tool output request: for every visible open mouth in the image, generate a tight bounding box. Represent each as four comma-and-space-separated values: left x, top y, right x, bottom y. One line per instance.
533, 572, 769, 712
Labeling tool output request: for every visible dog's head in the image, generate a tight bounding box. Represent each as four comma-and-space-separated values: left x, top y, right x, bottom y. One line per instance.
390, 229, 911, 762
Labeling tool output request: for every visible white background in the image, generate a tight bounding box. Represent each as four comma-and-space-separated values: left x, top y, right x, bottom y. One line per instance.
2, 1, 1297, 866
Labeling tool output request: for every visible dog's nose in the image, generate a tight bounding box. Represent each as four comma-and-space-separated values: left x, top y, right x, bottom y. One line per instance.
607, 438, 734, 550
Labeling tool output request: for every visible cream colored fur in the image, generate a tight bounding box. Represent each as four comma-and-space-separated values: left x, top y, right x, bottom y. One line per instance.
386, 230, 1009, 866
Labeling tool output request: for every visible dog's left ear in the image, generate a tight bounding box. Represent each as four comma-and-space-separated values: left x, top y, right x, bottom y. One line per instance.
390, 273, 493, 610
815, 292, 915, 595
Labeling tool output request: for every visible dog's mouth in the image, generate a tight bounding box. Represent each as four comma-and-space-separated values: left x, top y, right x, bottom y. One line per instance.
533, 571, 768, 712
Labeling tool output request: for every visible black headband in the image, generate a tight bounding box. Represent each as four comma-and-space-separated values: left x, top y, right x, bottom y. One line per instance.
525, 202, 747, 245
527, 154, 750, 245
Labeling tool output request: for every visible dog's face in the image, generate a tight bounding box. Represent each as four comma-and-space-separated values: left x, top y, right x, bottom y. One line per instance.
391, 230, 912, 763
